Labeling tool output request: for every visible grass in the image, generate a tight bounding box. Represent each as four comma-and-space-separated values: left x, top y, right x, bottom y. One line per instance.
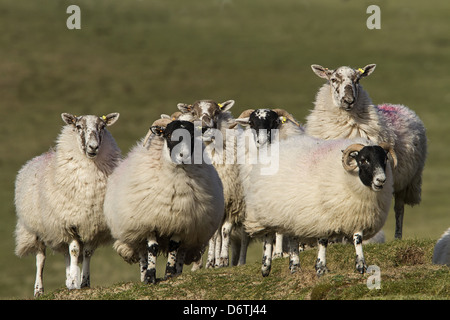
36, 239, 449, 300
1, 0, 450, 299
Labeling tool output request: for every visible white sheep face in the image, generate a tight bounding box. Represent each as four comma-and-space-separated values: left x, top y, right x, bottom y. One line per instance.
61, 113, 119, 159
311, 64, 376, 111
177, 99, 235, 128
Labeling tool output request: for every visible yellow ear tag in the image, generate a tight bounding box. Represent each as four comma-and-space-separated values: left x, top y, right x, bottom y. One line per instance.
358, 68, 364, 73
102, 115, 107, 121
281, 116, 287, 124
218, 103, 223, 109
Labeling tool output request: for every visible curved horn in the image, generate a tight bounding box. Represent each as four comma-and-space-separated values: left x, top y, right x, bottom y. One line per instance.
237, 109, 255, 119
378, 142, 398, 169
273, 109, 300, 126
342, 143, 365, 171
143, 118, 172, 147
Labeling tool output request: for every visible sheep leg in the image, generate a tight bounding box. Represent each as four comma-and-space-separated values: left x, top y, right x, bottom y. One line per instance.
165, 235, 181, 279
273, 233, 284, 259
144, 233, 158, 284
261, 233, 274, 277
231, 236, 240, 266
238, 231, 250, 266
214, 229, 222, 268
81, 244, 94, 288
190, 256, 203, 271
139, 250, 148, 282
206, 229, 219, 269
175, 247, 186, 275
353, 232, 367, 274
288, 236, 300, 274
34, 247, 46, 297
394, 193, 405, 239
66, 239, 81, 290
219, 221, 233, 267
315, 238, 329, 277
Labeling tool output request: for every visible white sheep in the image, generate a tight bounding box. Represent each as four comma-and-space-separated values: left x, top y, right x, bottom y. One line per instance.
432, 228, 450, 266
305, 64, 427, 239
177, 99, 247, 269
14, 113, 121, 297
244, 134, 397, 277
233, 108, 304, 268
103, 118, 224, 284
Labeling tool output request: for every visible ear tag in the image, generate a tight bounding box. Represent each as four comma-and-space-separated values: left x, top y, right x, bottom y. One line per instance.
218, 103, 223, 109
102, 115, 107, 121
358, 68, 364, 73
281, 116, 287, 124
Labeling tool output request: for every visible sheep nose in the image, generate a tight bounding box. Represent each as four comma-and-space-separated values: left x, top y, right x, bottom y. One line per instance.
88, 144, 99, 152
375, 177, 386, 185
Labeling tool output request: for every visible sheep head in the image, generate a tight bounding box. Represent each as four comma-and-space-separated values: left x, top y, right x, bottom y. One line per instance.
61, 113, 120, 159
311, 64, 376, 111
233, 108, 299, 146
342, 142, 396, 192
177, 100, 235, 128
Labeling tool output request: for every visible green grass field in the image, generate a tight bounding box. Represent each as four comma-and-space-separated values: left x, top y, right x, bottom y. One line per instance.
1, 0, 449, 299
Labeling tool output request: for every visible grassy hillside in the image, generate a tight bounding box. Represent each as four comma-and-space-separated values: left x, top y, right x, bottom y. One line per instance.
1, 0, 450, 299
38, 240, 449, 300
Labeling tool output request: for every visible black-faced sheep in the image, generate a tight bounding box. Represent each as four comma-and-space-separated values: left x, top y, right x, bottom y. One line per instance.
177, 99, 247, 269
103, 119, 224, 284
14, 113, 121, 297
244, 134, 396, 277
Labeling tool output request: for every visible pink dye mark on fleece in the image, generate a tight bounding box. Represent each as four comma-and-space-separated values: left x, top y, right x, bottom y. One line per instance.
376, 103, 405, 126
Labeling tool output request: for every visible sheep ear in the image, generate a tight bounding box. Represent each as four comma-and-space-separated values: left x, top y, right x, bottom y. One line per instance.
61, 113, 77, 125
177, 103, 193, 113
102, 113, 120, 126
219, 100, 235, 112
311, 64, 332, 79
160, 114, 171, 119
358, 64, 376, 78
151, 126, 165, 136
234, 117, 250, 128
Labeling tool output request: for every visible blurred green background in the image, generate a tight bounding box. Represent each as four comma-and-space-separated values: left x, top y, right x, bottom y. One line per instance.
1, 0, 449, 299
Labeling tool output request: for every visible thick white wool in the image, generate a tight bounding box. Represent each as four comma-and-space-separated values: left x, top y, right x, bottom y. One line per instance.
104, 133, 224, 261
244, 135, 393, 243
15, 125, 121, 256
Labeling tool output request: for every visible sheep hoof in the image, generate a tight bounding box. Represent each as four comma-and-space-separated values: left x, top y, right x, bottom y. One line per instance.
34, 287, 44, 298
289, 261, 300, 274
218, 257, 229, 268
355, 259, 367, 274
261, 267, 271, 277
144, 269, 156, 284
273, 252, 283, 259
315, 261, 329, 277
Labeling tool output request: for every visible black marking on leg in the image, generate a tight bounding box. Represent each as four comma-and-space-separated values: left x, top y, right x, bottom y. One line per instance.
318, 238, 328, 247
168, 239, 180, 252
148, 243, 159, 256
354, 234, 363, 245
355, 255, 367, 274
144, 268, 156, 284
315, 258, 329, 277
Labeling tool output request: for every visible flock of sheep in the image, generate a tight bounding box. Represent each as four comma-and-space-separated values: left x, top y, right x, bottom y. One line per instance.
13, 64, 448, 298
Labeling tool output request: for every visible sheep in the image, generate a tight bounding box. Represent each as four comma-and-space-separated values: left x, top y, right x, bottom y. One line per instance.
233, 108, 304, 269
305, 64, 427, 239
14, 113, 121, 297
243, 134, 397, 277
103, 118, 224, 284
432, 228, 450, 266
176, 99, 247, 269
